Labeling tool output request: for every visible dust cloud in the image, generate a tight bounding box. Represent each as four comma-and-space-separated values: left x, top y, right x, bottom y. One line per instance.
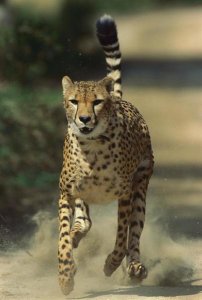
0, 201, 198, 299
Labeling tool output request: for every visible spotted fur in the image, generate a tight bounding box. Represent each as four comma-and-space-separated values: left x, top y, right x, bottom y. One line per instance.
58, 15, 154, 295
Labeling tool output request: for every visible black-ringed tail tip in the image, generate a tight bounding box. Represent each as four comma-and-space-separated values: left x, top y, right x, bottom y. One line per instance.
96, 14, 122, 99
96, 14, 118, 42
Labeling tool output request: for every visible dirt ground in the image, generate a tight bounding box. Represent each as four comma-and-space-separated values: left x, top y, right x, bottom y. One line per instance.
0, 198, 201, 300
1, 7, 202, 300
118, 7, 202, 59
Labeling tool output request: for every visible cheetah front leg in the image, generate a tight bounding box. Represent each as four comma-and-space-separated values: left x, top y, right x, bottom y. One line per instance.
104, 199, 131, 277
58, 194, 76, 295
70, 198, 92, 248
127, 159, 153, 281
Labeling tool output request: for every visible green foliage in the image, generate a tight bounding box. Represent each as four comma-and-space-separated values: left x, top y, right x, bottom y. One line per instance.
0, 84, 65, 224
95, 0, 202, 13
1, 0, 97, 84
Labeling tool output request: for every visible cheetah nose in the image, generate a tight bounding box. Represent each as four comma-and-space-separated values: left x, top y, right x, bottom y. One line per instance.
79, 115, 91, 124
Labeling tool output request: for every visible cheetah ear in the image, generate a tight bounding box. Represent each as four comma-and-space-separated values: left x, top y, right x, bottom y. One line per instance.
62, 76, 73, 95
99, 76, 115, 94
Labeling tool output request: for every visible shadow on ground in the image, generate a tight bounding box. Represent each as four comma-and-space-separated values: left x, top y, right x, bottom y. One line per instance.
123, 58, 202, 88
72, 284, 202, 299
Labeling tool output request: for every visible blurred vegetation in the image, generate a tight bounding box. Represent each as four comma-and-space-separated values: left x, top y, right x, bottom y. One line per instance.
1, 0, 202, 83
0, 85, 65, 230
0, 0, 98, 84
96, 0, 202, 12
0, 0, 202, 84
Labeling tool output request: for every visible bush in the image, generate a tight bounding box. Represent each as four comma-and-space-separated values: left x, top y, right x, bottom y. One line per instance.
0, 85, 65, 228
1, 0, 97, 84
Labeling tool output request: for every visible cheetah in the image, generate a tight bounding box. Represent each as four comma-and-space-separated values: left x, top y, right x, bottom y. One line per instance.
58, 15, 154, 295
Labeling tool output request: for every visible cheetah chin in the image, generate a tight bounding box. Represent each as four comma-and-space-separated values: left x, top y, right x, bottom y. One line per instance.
79, 126, 94, 134
69, 118, 108, 139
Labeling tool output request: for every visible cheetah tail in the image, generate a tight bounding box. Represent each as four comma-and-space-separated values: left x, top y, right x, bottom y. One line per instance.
96, 15, 122, 98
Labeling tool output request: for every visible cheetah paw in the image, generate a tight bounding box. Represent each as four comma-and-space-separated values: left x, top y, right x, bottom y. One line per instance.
127, 262, 148, 280
59, 278, 74, 295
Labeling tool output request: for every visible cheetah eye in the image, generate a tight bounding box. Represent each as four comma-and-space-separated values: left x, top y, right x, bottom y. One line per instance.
69, 99, 78, 105
93, 99, 104, 106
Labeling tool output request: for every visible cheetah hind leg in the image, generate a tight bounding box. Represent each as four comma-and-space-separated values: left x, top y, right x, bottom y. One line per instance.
103, 199, 131, 277
70, 199, 92, 248
127, 158, 153, 282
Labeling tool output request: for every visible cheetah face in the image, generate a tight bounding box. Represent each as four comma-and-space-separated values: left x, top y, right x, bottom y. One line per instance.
62, 76, 114, 138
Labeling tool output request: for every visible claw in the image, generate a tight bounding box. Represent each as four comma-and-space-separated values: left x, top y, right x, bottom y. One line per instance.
127, 262, 148, 280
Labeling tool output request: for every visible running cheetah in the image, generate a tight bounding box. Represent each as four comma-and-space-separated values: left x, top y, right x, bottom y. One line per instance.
58, 15, 154, 295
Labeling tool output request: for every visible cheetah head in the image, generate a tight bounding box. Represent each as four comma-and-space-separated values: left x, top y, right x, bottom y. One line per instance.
62, 76, 114, 138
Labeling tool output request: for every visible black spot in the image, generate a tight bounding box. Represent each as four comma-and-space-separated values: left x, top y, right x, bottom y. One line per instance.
61, 216, 69, 222
123, 219, 127, 225
119, 212, 126, 219
63, 259, 71, 265
118, 225, 123, 231
121, 200, 130, 206
132, 233, 140, 239
140, 220, 144, 228
59, 204, 70, 210
131, 221, 138, 227
64, 267, 70, 273
60, 232, 69, 238
77, 216, 86, 220
133, 192, 143, 200
138, 166, 146, 172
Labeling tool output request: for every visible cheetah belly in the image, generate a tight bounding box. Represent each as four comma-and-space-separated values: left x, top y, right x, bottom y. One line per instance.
76, 169, 122, 204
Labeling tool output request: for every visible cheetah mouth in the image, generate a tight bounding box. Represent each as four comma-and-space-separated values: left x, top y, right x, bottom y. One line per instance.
79, 127, 94, 134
